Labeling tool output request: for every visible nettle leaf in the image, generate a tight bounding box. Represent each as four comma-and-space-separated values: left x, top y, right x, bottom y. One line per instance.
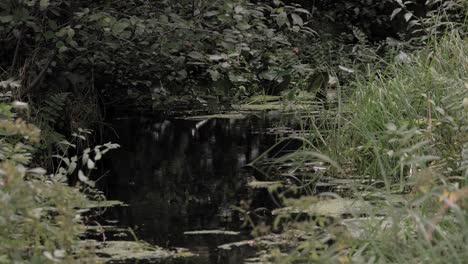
276, 12, 288, 27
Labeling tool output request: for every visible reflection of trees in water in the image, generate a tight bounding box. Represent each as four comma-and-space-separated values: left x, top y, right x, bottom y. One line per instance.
105, 117, 268, 246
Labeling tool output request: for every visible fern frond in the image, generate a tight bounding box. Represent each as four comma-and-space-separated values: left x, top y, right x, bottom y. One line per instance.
39, 92, 70, 124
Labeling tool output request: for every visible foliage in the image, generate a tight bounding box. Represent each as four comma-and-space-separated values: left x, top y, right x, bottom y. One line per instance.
1, 0, 436, 113
332, 31, 467, 186
0, 1, 311, 110
265, 29, 468, 263
75, 1, 319, 105
0, 0, 466, 262
0, 86, 119, 262
1, 0, 465, 114
338, 28, 467, 264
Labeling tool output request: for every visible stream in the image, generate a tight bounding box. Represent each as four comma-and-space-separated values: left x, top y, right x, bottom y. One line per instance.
97, 114, 298, 263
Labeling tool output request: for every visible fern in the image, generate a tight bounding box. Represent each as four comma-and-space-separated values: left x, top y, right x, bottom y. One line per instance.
39, 92, 70, 125
36, 92, 70, 153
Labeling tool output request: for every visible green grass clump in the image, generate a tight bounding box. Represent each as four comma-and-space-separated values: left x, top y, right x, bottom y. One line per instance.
333, 30, 467, 189
268, 31, 468, 263
341, 30, 468, 264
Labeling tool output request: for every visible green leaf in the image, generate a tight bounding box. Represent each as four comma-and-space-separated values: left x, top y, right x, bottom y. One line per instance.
208, 54, 225, 61
236, 21, 251, 30
177, 69, 188, 79
59, 46, 68, 53
0, 15, 14, 23
87, 159, 95, 169
404, 12, 413, 22
291, 13, 303, 26
276, 12, 288, 27
40, 0, 50, 11
78, 170, 95, 187
159, 15, 169, 23
112, 21, 129, 36
390, 8, 402, 20
48, 20, 58, 30
208, 69, 220, 81
67, 28, 75, 38
259, 70, 278, 81
204, 11, 219, 17
234, 5, 244, 14
55, 28, 67, 37
55, 41, 65, 48
44, 31, 55, 40
187, 51, 204, 61
294, 8, 310, 15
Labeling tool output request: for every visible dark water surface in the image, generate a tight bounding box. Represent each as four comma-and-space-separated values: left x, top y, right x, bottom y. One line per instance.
100, 115, 286, 262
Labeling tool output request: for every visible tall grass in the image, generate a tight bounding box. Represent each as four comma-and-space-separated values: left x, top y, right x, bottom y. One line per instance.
342, 30, 468, 264
331, 30, 467, 190
269, 30, 468, 263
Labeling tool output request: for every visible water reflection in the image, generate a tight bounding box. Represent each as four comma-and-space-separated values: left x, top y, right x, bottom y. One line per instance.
102, 116, 274, 250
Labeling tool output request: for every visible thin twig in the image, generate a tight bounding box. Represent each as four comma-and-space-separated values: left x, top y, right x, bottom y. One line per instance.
10, 30, 22, 75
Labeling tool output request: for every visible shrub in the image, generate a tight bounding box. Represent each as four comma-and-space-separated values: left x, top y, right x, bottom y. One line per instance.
0, 94, 118, 262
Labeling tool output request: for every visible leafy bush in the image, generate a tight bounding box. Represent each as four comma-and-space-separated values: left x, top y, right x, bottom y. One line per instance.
0, 1, 319, 110
0, 91, 118, 262
0, 0, 403, 113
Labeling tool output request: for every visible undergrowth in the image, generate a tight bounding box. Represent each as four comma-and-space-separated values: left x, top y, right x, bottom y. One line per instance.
0, 84, 119, 262
268, 28, 467, 263
338, 29, 467, 264
333, 29, 467, 188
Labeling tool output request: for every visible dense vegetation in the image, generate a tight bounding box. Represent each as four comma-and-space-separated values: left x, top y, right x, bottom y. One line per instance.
264, 30, 467, 264
0, 0, 466, 262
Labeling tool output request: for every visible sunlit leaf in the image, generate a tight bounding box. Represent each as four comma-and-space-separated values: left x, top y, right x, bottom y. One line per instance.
404, 12, 413, 22
87, 159, 95, 170
390, 8, 402, 20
